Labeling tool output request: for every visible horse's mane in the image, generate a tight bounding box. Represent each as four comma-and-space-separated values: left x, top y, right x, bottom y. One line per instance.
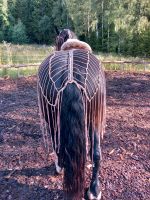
61, 39, 92, 52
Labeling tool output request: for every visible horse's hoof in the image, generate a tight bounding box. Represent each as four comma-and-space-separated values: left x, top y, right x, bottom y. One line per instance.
87, 189, 102, 200
55, 161, 63, 174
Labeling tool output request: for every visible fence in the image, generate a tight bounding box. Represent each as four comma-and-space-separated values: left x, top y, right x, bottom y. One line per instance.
0, 42, 150, 78
0, 60, 150, 78
102, 60, 150, 71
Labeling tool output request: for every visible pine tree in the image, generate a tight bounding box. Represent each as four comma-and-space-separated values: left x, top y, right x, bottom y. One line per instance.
12, 20, 28, 44
0, 0, 149, 56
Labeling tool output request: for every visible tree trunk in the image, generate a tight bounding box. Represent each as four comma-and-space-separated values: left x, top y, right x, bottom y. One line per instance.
118, 33, 120, 54
101, 0, 104, 50
107, 19, 110, 52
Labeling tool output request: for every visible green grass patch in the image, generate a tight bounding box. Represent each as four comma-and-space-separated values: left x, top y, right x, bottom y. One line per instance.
0, 43, 53, 65
0, 66, 39, 78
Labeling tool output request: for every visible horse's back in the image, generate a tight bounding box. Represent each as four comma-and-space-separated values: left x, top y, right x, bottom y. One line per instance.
38, 49, 105, 106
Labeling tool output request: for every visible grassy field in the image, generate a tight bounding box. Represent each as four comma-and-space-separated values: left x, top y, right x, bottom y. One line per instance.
0, 42, 149, 78
0, 43, 54, 78
0, 42, 54, 64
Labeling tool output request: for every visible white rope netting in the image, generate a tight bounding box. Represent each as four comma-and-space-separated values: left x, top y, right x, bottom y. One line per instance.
37, 48, 106, 155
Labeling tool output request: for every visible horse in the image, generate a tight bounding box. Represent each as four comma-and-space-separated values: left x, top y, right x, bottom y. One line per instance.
37, 29, 106, 200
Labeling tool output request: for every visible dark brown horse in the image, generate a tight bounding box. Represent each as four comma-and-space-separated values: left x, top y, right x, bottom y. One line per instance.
37, 29, 106, 200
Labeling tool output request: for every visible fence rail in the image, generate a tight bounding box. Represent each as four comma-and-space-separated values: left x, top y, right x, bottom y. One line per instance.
102, 61, 150, 64
0, 63, 41, 68
0, 61, 150, 69
0, 61, 150, 78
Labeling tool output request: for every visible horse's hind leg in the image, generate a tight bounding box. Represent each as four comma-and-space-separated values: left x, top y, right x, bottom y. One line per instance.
49, 128, 63, 174
88, 130, 102, 200
54, 132, 64, 175
53, 141, 64, 175
55, 153, 63, 174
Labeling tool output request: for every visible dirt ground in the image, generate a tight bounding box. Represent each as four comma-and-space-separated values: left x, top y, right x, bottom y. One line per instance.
0, 71, 149, 200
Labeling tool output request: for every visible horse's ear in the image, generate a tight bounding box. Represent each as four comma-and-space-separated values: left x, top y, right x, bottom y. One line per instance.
54, 26, 60, 35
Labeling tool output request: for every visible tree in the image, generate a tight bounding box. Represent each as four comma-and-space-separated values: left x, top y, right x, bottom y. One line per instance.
38, 15, 53, 43
52, 0, 71, 29
12, 20, 28, 44
0, 0, 9, 41
0, 0, 149, 56
0, 30, 4, 41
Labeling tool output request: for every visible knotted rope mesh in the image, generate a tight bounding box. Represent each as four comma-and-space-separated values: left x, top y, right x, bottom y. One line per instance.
37, 49, 106, 155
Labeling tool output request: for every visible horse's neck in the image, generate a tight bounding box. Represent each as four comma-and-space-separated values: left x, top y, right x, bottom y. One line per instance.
61, 39, 92, 52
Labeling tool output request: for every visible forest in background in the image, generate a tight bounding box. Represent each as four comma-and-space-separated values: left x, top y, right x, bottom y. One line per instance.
0, 0, 150, 57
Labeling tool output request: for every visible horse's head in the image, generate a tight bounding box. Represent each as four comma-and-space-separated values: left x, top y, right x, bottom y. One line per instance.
55, 29, 77, 51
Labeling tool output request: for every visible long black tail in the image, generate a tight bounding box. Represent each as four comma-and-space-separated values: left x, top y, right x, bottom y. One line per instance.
60, 83, 86, 200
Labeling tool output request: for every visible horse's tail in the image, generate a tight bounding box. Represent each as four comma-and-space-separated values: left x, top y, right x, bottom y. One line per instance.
60, 83, 86, 200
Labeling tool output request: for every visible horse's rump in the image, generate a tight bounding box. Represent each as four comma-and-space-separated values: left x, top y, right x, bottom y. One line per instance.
37, 49, 106, 154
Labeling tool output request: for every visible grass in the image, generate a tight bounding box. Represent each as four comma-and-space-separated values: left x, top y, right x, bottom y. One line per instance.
0, 66, 38, 79
0, 42, 53, 78
0, 42, 149, 78
96, 52, 150, 71
0, 42, 53, 65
